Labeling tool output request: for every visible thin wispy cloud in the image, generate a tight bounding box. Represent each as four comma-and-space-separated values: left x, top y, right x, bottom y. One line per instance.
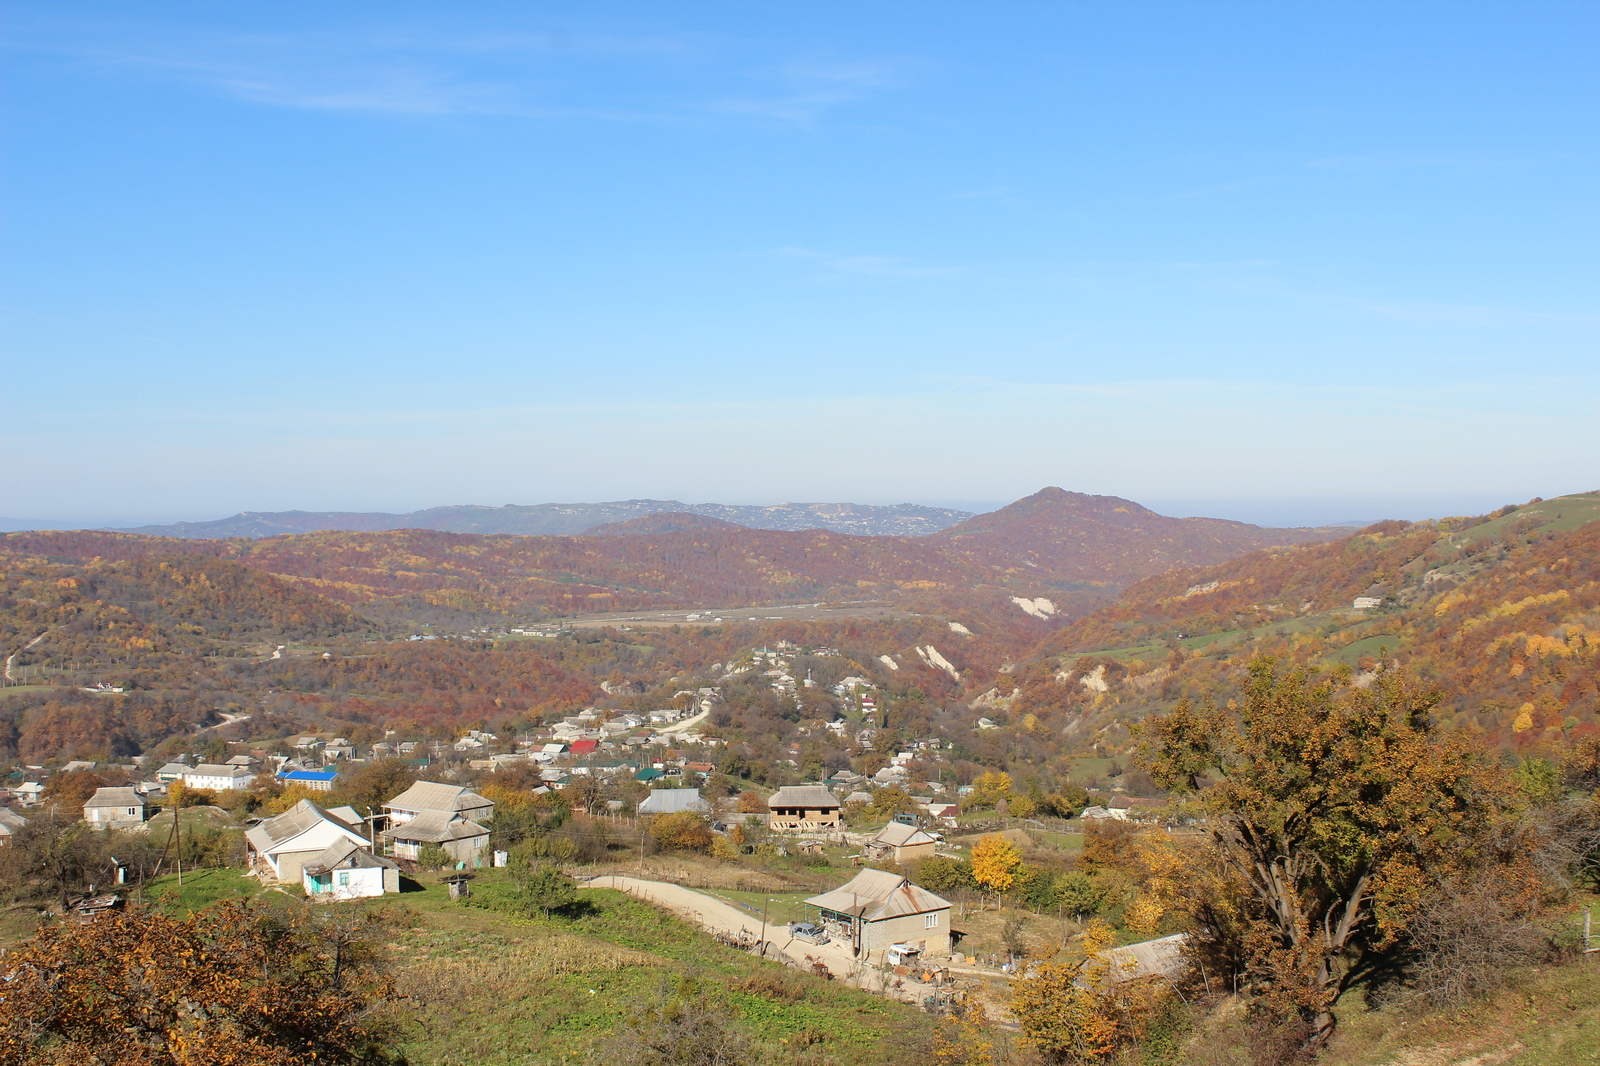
13, 18, 903, 122
777, 247, 958, 279
1305, 151, 1523, 172
709, 56, 908, 123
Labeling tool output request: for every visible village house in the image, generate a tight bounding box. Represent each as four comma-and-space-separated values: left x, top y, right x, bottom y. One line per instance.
301, 837, 402, 899
154, 762, 190, 783
803, 868, 952, 961
637, 788, 708, 815
245, 800, 371, 883
1080, 803, 1131, 821
278, 768, 339, 792
862, 821, 939, 865
83, 787, 148, 828
383, 781, 494, 826
0, 807, 26, 845
380, 781, 494, 861
183, 764, 257, 791
766, 785, 842, 830
15, 782, 45, 807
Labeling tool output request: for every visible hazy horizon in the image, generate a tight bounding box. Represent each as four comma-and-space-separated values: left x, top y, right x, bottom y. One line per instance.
0, 486, 1573, 534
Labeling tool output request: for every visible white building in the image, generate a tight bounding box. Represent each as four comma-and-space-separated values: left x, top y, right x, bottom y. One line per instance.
245, 800, 372, 883
301, 837, 401, 899
183, 764, 257, 791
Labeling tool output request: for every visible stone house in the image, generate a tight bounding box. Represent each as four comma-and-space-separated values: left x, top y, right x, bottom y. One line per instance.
379, 781, 494, 861
83, 787, 148, 828
804, 868, 952, 961
861, 821, 938, 865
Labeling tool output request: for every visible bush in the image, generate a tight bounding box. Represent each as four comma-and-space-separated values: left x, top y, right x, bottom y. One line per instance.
916, 855, 974, 893
650, 811, 713, 853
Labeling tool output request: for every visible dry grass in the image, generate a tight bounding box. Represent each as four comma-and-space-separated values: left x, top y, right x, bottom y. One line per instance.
393, 926, 663, 1010
586, 855, 819, 893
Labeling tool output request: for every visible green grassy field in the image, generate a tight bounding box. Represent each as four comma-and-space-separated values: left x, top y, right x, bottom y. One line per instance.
704, 887, 815, 928
1455, 491, 1600, 543
377, 870, 929, 1066
139, 866, 265, 915
1326, 634, 1401, 666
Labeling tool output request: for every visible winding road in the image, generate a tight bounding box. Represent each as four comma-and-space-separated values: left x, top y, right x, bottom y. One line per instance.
4, 631, 50, 683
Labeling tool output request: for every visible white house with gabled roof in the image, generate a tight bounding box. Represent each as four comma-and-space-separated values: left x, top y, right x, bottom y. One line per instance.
244, 800, 371, 883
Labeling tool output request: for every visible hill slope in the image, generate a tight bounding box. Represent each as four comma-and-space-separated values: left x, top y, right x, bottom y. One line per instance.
8, 489, 1345, 633
999, 491, 1600, 753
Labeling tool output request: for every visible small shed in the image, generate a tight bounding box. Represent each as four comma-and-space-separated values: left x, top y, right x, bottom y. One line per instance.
302, 838, 401, 899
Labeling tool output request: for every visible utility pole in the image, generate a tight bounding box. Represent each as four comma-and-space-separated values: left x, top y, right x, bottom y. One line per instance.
174, 792, 183, 887
760, 897, 770, 956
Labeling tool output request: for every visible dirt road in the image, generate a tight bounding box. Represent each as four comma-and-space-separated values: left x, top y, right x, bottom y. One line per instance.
580, 874, 883, 984
4, 631, 50, 683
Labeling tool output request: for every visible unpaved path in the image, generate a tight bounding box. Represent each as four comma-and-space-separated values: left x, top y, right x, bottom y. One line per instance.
4, 631, 49, 683
580, 874, 875, 983
657, 708, 709, 734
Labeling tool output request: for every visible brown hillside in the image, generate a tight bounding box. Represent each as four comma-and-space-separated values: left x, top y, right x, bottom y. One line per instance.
935, 487, 1342, 580
582, 512, 747, 536
0, 489, 1344, 631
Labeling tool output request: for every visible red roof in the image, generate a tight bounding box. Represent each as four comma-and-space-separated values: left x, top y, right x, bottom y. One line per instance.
570, 740, 599, 754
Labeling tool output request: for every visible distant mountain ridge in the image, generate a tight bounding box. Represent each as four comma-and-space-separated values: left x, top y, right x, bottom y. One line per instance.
6, 487, 1349, 638
116, 499, 976, 539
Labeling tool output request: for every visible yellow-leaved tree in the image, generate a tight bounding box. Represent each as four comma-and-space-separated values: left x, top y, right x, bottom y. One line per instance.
1011, 919, 1166, 1064
971, 834, 1022, 910
967, 771, 1015, 810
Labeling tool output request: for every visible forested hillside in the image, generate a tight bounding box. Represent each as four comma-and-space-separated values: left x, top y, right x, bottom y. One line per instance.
2, 490, 1591, 771
993, 492, 1600, 756
7, 487, 1342, 634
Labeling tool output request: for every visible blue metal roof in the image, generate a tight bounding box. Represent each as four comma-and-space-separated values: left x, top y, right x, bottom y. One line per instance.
278, 769, 339, 782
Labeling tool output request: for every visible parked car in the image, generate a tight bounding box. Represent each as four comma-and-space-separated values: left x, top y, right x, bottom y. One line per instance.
789, 921, 829, 944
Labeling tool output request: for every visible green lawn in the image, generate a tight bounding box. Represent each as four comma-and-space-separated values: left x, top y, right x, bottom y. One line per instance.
704, 887, 815, 928
1327, 634, 1402, 666
141, 867, 265, 915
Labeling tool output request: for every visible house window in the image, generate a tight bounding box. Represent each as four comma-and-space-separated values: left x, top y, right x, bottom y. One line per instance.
925, 912, 939, 928
337, 871, 351, 887
128, 808, 139, 816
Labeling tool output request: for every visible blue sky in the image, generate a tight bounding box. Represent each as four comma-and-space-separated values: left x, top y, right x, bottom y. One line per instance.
3, 1, 1596, 527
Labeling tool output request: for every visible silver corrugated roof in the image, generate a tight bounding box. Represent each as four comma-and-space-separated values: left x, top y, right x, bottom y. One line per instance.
805, 868, 950, 921
381, 809, 488, 843
384, 781, 493, 816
